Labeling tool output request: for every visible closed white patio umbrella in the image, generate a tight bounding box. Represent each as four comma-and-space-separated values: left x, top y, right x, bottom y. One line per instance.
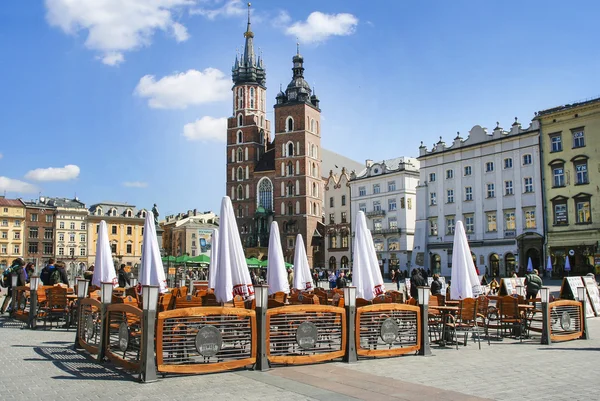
450, 220, 481, 300
138, 211, 168, 293
293, 234, 313, 292
208, 228, 219, 290
351, 211, 385, 301
266, 221, 289, 295
92, 221, 117, 288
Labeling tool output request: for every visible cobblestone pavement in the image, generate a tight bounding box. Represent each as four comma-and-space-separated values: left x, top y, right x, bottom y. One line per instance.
0, 296, 597, 401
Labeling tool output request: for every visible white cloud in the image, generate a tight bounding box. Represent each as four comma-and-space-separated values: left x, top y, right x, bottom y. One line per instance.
272, 10, 291, 29
286, 12, 358, 44
135, 68, 230, 109
0, 177, 38, 194
191, 0, 245, 20
123, 181, 148, 188
183, 116, 227, 141
25, 164, 80, 181
0, 153, 3, 159
45, 0, 194, 66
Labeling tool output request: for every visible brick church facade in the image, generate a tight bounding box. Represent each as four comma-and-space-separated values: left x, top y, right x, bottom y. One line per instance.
225, 10, 324, 267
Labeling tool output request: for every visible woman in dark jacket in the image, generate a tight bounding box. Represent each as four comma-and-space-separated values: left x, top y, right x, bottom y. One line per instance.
430, 274, 442, 295
410, 269, 427, 300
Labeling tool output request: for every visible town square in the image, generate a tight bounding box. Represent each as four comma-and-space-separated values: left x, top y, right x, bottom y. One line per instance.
1, 1, 599, 400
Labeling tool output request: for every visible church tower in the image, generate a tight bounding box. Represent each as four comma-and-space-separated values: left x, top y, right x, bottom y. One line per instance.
226, 3, 271, 242
273, 45, 322, 266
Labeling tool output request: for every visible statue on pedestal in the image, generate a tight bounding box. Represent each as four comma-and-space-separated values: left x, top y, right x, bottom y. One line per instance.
152, 204, 160, 227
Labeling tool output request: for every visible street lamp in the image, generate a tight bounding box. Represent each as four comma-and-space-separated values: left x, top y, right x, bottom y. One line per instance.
342, 286, 357, 363
540, 287, 551, 345
254, 285, 269, 371
28, 275, 41, 329
74, 279, 89, 348
140, 285, 159, 383
577, 286, 590, 340
10, 273, 18, 316
97, 282, 113, 362
417, 286, 432, 356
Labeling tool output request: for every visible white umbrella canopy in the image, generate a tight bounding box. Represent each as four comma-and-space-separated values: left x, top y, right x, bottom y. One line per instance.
351, 211, 385, 301
293, 234, 313, 291
214, 196, 254, 303
450, 220, 481, 300
139, 211, 168, 293
208, 228, 219, 290
527, 257, 533, 273
546, 256, 553, 272
92, 220, 117, 288
266, 221, 289, 295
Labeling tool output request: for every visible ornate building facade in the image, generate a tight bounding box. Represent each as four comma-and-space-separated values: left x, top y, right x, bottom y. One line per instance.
225, 9, 324, 266
0, 197, 25, 269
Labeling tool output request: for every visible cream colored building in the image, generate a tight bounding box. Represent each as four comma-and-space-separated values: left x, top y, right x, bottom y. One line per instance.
87, 202, 147, 275
0, 197, 25, 268
324, 168, 353, 272
536, 97, 600, 276
162, 210, 219, 257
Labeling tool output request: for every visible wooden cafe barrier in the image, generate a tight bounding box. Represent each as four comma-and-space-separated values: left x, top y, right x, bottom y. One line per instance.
105, 303, 144, 372
356, 303, 421, 357
266, 304, 346, 365
12, 286, 30, 322
156, 307, 256, 374
548, 300, 583, 342
78, 298, 102, 355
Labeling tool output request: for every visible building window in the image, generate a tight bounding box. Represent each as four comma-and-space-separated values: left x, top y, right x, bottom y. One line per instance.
341, 211, 347, 223
575, 197, 592, 224
504, 158, 513, 169
127, 226, 132, 235
523, 154, 532, 165
341, 234, 349, 248
341, 195, 346, 206
14, 232, 20, 240
373, 201, 381, 211
373, 219, 382, 230
429, 218, 438, 236
359, 186, 366, 196
111, 244, 117, 254
31, 213, 38, 222
80, 248, 86, 256
258, 178, 274, 211
0, 231, 6, 239
486, 184, 495, 198
14, 220, 20, 227
46, 215, 53, 223
552, 164, 565, 187
400, 197, 405, 208
43, 243, 53, 255
447, 189, 454, 203
329, 213, 335, 224
504, 210, 516, 231
461, 186, 471, 201
29, 227, 38, 239
237, 148, 243, 162
70, 222, 75, 230
249, 87, 254, 108
464, 166, 472, 176
0, 244, 5, 254
58, 233, 64, 242
550, 133, 562, 152
485, 162, 494, 172
14, 245, 20, 254
328, 235, 337, 249
359, 203, 366, 213
1, 220, 7, 227
430, 192, 437, 206
553, 200, 568, 225
81, 222, 86, 230
44, 229, 53, 240
373, 184, 380, 194
446, 216, 455, 235
286, 116, 294, 132
505, 180, 513, 196
574, 160, 588, 184
112, 225, 117, 235
58, 247, 64, 256
389, 217, 398, 230
80, 234, 86, 242
388, 198, 397, 211
329, 197, 334, 207
446, 169, 454, 179
465, 215, 474, 233
572, 130, 585, 148
69, 233, 75, 242
407, 198, 412, 209
429, 173, 436, 182
237, 167, 244, 181
524, 177, 534, 193
388, 181, 396, 191
486, 212, 497, 232
524, 209, 536, 229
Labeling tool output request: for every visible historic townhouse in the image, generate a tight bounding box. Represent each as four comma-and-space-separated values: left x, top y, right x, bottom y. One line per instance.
22, 198, 56, 269
349, 157, 420, 277
162, 210, 219, 257
536, 97, 600, 276
412, 120, 544, 277
0, 197, 25, 268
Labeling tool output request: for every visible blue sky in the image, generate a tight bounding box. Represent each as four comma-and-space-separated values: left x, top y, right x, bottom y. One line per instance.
1, 0, 599, 216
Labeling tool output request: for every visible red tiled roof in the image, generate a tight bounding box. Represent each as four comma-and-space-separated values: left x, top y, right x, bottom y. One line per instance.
0, 198, 24, 207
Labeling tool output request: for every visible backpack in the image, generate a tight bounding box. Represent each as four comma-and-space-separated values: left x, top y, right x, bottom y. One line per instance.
50, 268, 62, 285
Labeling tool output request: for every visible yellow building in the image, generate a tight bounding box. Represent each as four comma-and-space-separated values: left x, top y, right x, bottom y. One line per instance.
536, 97, 600, 276
87, 202, 147, 276
0, 197, 25, 268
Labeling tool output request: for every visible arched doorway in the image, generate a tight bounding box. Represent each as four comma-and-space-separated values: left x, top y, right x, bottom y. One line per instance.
504, 253, 515, 277
329, 256, 336, 272
340, 256, 349, 270
489, 253, 499, 277
430, 253, 441, 275
525, 248, 541, 273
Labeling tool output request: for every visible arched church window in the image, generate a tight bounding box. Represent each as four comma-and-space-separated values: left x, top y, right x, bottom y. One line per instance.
238, 88, 243, 109
287, 142, 294, 157
312, 163, 317, 177
286, 116, 294, 132
237, 167, 243, 181
237, 130, 243, 143
250, 87, 255, 108
312, 182, 317, 197
287, 162, 294, 176
257, 178, 273, 212
237, 185, 244, 199
287, 181, 294, 196
310, 119, 315, 132
287, 203, 293, 215
237, 148, 243, 162
238, 114, 243, 127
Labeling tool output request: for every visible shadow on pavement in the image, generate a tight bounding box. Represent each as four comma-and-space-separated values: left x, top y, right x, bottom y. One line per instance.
537, 347, 600, 352
0, 316, 28, 329
18, 344, 138, 382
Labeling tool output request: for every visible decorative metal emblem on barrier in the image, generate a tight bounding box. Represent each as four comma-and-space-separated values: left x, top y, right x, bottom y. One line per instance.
296, 321, 318, 350
380, 317, 398, 344
195, 326, 222, 357
19, 295, 27, 311
118, 322, 129, 352
560, 311, 571, 330
85, 315, 96, 341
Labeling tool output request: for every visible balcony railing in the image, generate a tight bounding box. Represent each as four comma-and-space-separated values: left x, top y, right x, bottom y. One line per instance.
365, 210, 386, 218
370, 228, 401, 235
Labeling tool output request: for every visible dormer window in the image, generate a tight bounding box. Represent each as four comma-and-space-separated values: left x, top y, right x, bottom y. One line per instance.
141, 210, 146, 218
111, 208, 117, 217
126, 209, 132, 218
96, 207, 103, 216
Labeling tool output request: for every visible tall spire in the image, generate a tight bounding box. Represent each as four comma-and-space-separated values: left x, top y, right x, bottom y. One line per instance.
243, 2, 255, 66
232, 2, 265, 86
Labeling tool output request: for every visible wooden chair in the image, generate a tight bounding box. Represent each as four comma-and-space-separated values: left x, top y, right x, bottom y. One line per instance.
158, 293, 173, 312
373, 295, 392, 304
202, 293, 220, 306
356, 298, 372, 308
42, 286, 70, 329
475, 295, 493, 344
233, 295, 245, 308
174, 295, 203, 309
445, 298, 482, 349
387, 290, 404, 304
268, 299, 285, 308
428, 295, 446, 343
497, 296, 526, 342
272, 292, 287, 304
406, 298, 418, 306
301, 294, 320, 305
